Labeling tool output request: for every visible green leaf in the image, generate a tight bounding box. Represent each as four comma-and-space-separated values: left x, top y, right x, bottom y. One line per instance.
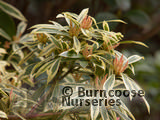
0, 28, 11, 40
111, 108, 131, 120
17, 62, 29, 74
103, 21, 110, 31
91, 99, 99, 120
56, 13, 64, 18
49, 20, 68, 31
8, 46, 26, 61
18, 49, 37, 65
20, 75, 34, 87
31, 56, 53, 75
81, 28, 90, 37
0, 100, 7, 112
77, 8, 89, 23
0, 61, 9, 74
9, 61, 22, 73
45, 33, 63, 49
92, 40, 104, 51
31, 61, 46, 75
16, 21, 27, 37
129, 78, 150, 114
30, 24, 57, 29
86, 39, 99, 49
94, 65, 105, 76
64, 13, 79, 27
47, 58, 61, 84
0, 0, 26, 21
38, 43, 55, 57
35, 60, 54, 77
0, 48, 7, 54
92, 55, 106, 69
120, 41, 148, 48
128, 64, 135, 75
0, 110, 8, 119
62, 41, 69, 50
93, 54, 112, 65
105, 19, 127, 24
31, 85, 47, 101
109, 110, 117, 120
127, 55, 144, 64
91, 16, 99, 29
73, 36, 81, 54
0, 88, 8, 96
121, 73, 134, 100
32, 28, 70, 38
59, 50, 83, 58
92, 57, 106, 76
31, 21, 68, 31
114, 50, 127, 59
142, 97, 150, 114
12, 43, 24, 59
78, 60, 88, 68
100, 103, 109, 120
19, 34, 33, 43
126, 10, 150, 27
64, 12, 78, 19
0, 10, 16, 37
103, 74, 115, 92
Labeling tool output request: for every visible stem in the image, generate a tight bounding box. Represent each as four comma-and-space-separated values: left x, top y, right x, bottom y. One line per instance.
8, 110, 83, 120
59, 66, 75, 81
27, 63, 80, 115
8, 112, 62, 120
27, 89, 49, 115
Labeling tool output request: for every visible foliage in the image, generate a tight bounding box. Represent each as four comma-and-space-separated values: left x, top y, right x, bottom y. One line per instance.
134, 50, 160, 112
0, 1, 34, 119
0, 0, 26, 41
0, 1, 150, 119
118, 49, 160, 119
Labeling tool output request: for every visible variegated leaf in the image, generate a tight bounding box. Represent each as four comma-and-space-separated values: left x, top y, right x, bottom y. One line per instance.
0, 0, 26, 21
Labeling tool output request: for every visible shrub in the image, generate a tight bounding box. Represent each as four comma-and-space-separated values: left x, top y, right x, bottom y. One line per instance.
0, 5, 150, 120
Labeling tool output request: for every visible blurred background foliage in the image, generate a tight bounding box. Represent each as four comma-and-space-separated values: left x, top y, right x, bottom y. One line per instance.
0, 0, 160, 120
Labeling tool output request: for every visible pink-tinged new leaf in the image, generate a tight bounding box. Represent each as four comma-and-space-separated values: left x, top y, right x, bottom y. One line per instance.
80, 15, 92, 29
10, 88, 13, 103
121, 61, 128, 73
100, 74, 108, 88
119, 55, 124, 66
117, 55, 124, 74
114, 55, 118, 67
95, 76, 99, 89
113, 43, 120, 49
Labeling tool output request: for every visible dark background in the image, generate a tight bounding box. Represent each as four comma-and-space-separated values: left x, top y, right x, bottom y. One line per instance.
2, 0, 160, 119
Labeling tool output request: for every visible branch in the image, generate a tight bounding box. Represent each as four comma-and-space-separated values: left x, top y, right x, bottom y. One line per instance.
7, 112, 62, 120
27, 63, 80, 115
59, 69, 73, 81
